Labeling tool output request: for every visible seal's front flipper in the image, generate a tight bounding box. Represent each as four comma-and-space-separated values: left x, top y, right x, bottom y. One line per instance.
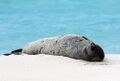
11, 48, 22, 55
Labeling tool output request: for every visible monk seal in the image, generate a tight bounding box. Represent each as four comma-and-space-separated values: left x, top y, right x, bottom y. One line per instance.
3, 34, 105, 61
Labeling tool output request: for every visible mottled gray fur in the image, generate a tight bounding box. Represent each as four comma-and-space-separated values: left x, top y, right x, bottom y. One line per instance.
22, 34, 92, 59
4, 34, 104, 61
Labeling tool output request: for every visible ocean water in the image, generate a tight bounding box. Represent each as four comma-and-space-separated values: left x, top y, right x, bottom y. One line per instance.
0, 0, 120, 54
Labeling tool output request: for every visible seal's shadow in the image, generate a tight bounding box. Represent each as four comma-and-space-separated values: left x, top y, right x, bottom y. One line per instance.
81, 58, 109, 65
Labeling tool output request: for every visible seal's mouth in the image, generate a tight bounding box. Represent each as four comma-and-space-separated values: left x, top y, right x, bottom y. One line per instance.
91, 57, 103, 61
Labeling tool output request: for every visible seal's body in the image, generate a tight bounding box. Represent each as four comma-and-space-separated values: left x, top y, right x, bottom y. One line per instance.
23, 35, 92, 59
4, 34, 105, 61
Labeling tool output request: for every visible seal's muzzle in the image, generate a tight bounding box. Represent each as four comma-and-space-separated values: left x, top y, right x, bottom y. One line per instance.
85, 43, 105, 61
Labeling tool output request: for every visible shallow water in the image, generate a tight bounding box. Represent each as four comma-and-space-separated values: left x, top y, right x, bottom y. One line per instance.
0, 0, 120, 54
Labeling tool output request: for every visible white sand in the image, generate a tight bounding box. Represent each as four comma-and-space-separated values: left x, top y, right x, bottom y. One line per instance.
0, 54, 120, 81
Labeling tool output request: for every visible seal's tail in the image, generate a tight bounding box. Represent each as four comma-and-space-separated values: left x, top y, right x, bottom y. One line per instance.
3, 48, 22, 56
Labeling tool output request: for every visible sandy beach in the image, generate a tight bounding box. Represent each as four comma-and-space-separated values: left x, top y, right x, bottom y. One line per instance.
0, 54, 120, 81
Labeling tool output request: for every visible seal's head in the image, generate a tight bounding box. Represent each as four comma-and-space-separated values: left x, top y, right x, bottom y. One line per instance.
84, 43, 105, 61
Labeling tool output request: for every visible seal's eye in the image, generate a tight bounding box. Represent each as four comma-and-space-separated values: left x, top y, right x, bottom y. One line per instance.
91, 43, 96, 50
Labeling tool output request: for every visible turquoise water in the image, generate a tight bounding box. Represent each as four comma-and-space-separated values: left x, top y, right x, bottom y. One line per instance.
0, 0, 120, 54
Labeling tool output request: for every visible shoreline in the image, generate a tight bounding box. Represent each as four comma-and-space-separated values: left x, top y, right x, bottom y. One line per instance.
0, 54, 120, 81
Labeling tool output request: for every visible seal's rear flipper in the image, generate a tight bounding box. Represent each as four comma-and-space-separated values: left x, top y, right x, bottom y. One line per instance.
3, 53, 12, 56
11, 48, 22, 55
11, 48, 22, 53
2, 48, 23, 56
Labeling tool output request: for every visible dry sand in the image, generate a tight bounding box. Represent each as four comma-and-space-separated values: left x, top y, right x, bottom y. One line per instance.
0, 54, 120, 81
